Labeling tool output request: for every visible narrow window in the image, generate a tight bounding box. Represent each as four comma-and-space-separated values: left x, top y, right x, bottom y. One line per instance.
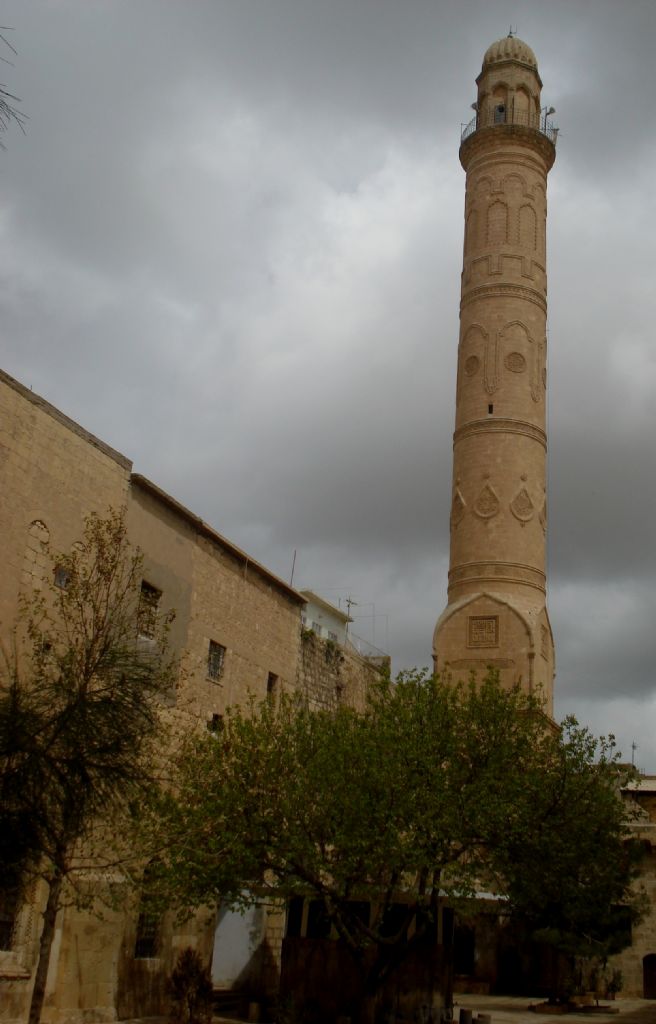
488, 404, 494, 415
0, 885, 20, 951
207, 640, 226, 681
134, 863, 160, 959
267, 672, 279, 698
137, 581, 160, 639
494, 103, 506, 124
207, 713, 224, 734
134, 910, 159, 959
54, 565, 71, 589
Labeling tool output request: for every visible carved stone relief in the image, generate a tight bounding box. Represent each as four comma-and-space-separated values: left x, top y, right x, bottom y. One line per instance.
539, 497, 547, 533
458, 323, 487, 395
487, 200, 508, 244
451, 489, 466, 526
504, 351, 526, 373
510, 487, 535, 523
483, 330, 499, 394
519, 203, 537, 251
531, 340, 544, 403
468, 615, 499, 649
473, 483, 500, 519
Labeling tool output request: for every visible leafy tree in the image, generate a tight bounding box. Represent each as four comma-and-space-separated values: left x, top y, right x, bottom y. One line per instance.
169, 947, 213, 1024
146, 672, 642, 1021
0, 510, 173, 1024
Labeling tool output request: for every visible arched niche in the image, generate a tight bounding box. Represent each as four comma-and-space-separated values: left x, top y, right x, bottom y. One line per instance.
457, 323, 487, 394
487, 200, 508, 244
513, 85, 532, 125
519, 203, 537, 251
644, 954, 656, 999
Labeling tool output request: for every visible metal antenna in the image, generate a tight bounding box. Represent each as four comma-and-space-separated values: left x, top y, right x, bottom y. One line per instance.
508, 25, 517, 37
632, 740, 638, 766
345, 596, 357, 637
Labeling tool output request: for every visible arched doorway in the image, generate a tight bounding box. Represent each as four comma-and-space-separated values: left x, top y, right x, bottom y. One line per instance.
643, 954, 656, 999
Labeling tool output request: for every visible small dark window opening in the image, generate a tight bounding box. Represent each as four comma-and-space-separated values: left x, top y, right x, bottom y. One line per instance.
286, 896, 304, 938
208, 640, 226, 681
137, 581, 160, 639
454, 924, 476, 974
0, 885, 20, 951
494, 103, 506, 123
488, 404, 494, 415
134, 910, 159, 959
207, 713, 224, 734
306, 900, 332, 940
54, 565, 71, 590
267, 672, 279, 698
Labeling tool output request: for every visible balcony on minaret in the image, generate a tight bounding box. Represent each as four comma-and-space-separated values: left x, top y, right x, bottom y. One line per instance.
461, 106, 558, 145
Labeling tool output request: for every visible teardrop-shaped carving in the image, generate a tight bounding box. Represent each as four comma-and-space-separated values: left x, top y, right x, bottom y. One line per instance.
474, 484, 500, 520
539, 497, 547, 533
451, 489, 466, 526
511, 487, 535, 522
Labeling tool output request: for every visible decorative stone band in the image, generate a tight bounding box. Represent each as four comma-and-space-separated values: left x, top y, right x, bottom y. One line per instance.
460, 282, 547, 314
446, 657, 516, 671
453, 417, 546, 450
448, 560, 546, 594
459, 124, 556, 173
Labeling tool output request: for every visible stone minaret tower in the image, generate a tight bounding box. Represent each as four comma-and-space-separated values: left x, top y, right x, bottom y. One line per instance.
433, 35, 557, 715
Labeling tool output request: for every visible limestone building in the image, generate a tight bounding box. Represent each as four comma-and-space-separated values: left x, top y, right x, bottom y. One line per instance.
0, 367, 381, 1023
433, 35, 557, 715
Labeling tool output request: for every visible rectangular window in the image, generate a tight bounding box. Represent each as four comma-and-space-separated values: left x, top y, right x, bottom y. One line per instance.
207, 640, 226, 681
207, 713, 224, 734
267, 672, 279, 698
311, 620, 322, 635
137, 581, 160, 639
134, 910, 159, 959
0, 886, 19, 951
53, 565, 71, 590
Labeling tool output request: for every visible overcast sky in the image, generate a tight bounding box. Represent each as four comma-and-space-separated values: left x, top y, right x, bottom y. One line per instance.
2, 0, 656, 769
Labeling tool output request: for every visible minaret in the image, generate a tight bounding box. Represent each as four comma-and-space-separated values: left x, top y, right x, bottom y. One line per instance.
433, 35, 557, 715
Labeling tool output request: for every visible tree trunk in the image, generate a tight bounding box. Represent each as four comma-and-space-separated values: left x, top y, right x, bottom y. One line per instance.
28, 871, 63, 1024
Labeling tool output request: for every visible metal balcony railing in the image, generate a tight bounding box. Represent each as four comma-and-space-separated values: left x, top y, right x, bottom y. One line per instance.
461, 109, 558, 145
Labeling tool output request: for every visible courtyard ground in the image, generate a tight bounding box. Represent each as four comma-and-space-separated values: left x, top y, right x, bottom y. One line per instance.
452, 994, 656, 1024
115, 993, 656, 1024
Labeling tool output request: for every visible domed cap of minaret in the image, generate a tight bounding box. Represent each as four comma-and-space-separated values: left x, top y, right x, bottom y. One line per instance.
482, 35, 537, 69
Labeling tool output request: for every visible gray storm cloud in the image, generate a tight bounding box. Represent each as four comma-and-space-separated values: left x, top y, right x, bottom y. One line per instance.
2, 0, 656, 765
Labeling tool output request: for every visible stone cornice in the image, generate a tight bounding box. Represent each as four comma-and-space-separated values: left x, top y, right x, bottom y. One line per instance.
453, 417, 547, 449
460, 125, 556, 173
448, 559, 547, 595
461, 282, 547, 314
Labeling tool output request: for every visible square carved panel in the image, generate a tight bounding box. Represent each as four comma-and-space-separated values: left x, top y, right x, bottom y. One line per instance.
468, 615, 499, 649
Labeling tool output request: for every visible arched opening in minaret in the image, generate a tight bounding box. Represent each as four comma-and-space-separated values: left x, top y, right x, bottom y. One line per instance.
513, 85, 531, 126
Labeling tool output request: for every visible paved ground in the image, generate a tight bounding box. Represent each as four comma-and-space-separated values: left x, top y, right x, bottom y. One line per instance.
452, 994, 656, 1024
115, 996, 656, 1024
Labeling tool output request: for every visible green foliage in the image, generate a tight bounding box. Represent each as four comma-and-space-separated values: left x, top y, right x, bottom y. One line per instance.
1, 509, 174, 880
0, 509, 173, 1024
146, 669, 642, 1007
169, 947, 213, 1024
